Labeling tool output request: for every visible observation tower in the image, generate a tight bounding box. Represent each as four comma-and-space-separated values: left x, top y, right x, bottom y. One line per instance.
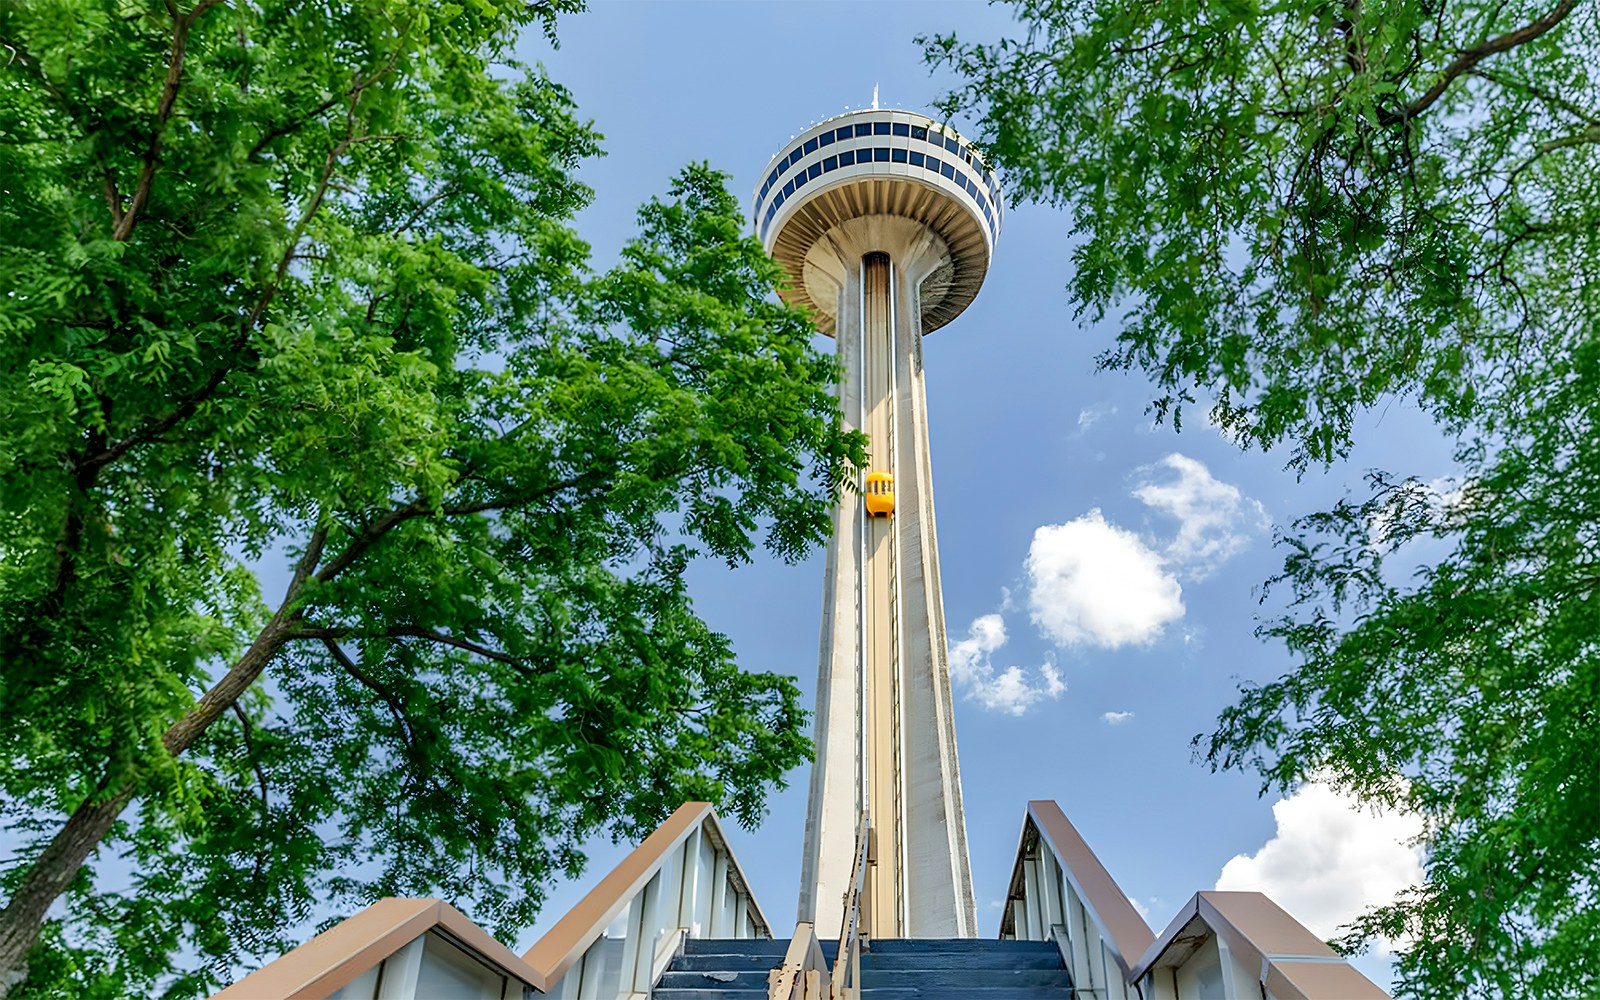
752, 108, 1003, 940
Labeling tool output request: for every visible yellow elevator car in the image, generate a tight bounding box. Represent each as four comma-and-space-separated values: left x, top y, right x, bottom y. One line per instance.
865, 471, 895, 517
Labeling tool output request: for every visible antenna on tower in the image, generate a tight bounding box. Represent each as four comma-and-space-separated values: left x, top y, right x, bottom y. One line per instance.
872, 84, 879, 110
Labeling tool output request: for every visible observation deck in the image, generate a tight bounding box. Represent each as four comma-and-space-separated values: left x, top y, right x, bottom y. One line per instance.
752, 109, 1004, 334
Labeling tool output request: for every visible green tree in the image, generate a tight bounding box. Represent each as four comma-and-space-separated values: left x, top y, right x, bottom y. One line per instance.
0, 2, 860, 995
928, 1, 1600, 995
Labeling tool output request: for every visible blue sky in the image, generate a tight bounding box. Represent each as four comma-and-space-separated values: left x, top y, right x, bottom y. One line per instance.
512, 1, 1457, 984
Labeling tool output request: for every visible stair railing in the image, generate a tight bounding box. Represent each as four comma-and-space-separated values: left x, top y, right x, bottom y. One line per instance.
829, 810, 872, 1000
767, 921, 831, 999
524, 802, 771, 999
1000, 801, 1153, 1000
768, 810, 870, 1000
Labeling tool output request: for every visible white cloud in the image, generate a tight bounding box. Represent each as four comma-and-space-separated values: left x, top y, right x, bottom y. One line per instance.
1366, 475, 1469, 550
948, 614, 1066, 716
1101, 710, 1135, 725
1216, 782, 1424, 941
1025, 511, 1184, 649
1133, 454, 1269, 579
1076, 402, 1117, 435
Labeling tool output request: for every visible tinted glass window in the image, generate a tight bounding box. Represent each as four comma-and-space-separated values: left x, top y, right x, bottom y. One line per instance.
783, 179, 795, 196
940, 162, 955, 178
891, 148, 907, 163
823, 155, 839, 171
855, 123, 872, 137
873, 122, 891, 135
804, 137, 818, 154
944, 136, 960, 154
926, 157, 941, 172
911, 125, 928, 141
892, 122, 910, 136
873, 147, 890, 161
839, 149, 855, 166
909, 151, 924, 167
837, 127, 854, 142
791, 146, 804, 162
807, 163, 822, 179
819, 131, 834, 146
768, 169, 778, 187
795, 171, 807, 189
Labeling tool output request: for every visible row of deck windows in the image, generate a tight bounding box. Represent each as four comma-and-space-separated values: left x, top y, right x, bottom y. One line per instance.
758, 121, 1001, 222
758, 145, 999, 243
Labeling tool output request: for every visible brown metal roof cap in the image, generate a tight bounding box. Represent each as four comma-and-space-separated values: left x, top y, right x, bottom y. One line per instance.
1026, 800, 1156, 974
211, 898, 545, 999
1199, 891, 1341, 959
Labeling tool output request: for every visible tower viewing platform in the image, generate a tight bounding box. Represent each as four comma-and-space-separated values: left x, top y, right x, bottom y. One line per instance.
754, 108, 1002, 335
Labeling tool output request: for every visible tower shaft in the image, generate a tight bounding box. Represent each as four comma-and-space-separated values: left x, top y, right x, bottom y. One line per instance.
799, 222, 976, 939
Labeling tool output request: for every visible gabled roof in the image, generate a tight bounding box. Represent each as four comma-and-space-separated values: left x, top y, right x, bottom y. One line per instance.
212, 897, 545, 999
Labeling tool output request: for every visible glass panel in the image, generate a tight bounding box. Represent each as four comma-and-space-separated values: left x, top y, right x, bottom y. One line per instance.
783, 179, 794, 196
911, 125, 928, 141
823, 155, 838, 171
873, 122, 891, 135
940, 162, 955, 178
804, 137, 818, 154
925, 157, 941, 172
945, 136, 960, 153
909, 151, 924, 167
891, 148, 907, 163
855, 123, 872, 137
795, 171, 807, 189
873, 147, 890, 161
807, 163, 821, 179
839, 149, 855, 166
892, 122, 909, 136
837, 127, 854, 141
819, 131, 834, 146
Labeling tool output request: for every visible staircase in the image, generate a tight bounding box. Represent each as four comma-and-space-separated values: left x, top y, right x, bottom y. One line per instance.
655, 937, 1073, 998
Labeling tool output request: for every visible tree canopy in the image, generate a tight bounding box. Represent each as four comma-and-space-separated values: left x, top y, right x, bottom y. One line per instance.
928, 1, 1600, 995
0, 1, 859, 995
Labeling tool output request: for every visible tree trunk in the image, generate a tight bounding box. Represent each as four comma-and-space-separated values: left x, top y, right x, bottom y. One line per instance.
0, 618, 294, 996
0, 788, 132, 997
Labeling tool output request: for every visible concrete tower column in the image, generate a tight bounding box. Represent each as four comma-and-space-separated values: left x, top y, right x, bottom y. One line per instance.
753, 109, 1004, 940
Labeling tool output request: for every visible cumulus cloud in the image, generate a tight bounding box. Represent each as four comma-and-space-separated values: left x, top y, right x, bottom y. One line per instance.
1025, 511, 1185, 649
1216, 782, 1424, 941
1101, 710, 1135, 725
947, 614, 1066, 716
1133, 454, 1269, 579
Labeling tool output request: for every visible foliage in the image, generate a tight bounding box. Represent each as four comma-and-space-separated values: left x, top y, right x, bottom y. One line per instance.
929, 1, 1600, 995
0, 1, 858, 995
927, 0, 1600, 469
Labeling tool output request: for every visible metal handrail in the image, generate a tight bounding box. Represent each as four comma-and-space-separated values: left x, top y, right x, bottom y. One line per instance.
524, 801, 771, 996
767, 921, 830, 1000
829, 810, 872, 999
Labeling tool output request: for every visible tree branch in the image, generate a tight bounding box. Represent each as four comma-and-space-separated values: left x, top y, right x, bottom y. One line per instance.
321, 638, 421, 763
293, 626, 521, 666
111, 2, 217, 241
1384, 0, 1579, 124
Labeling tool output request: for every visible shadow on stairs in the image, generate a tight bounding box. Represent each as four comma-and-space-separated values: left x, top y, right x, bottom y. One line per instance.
655, 937, 1073, 999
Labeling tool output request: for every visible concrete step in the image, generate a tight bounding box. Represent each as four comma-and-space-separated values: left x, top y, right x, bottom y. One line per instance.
657, 937, 1073, 999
